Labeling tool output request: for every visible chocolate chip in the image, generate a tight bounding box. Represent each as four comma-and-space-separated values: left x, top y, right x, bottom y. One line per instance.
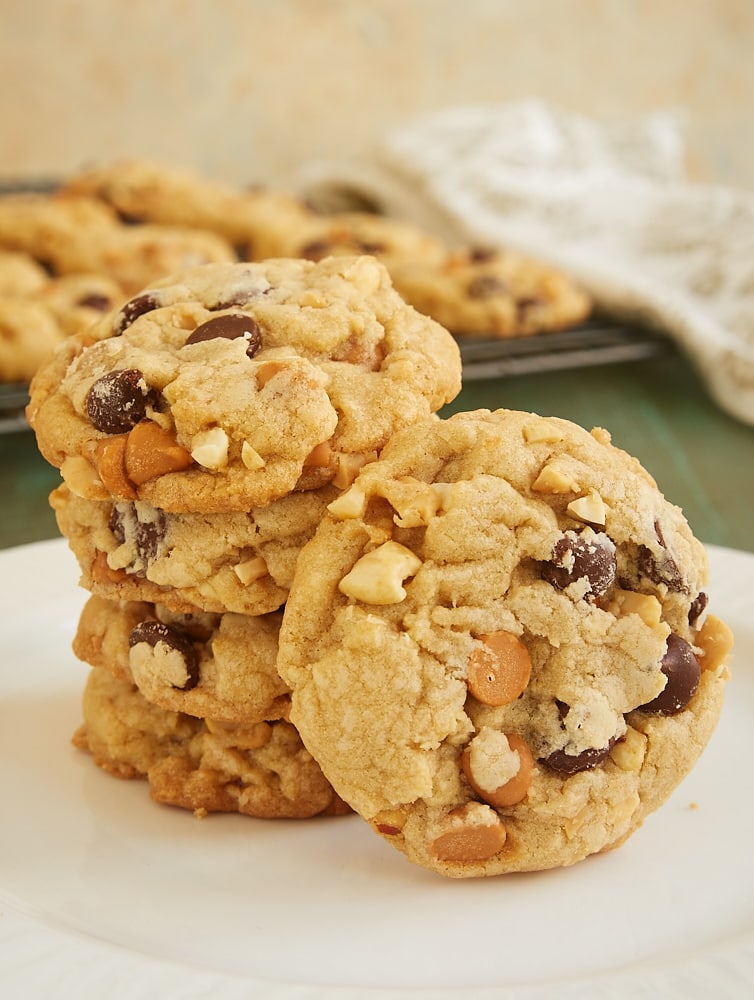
542, 742, 614, 776
185, 314, 262, 358
688, 591, 709, 627
468, 246, 497, 263
467, 275, 509, 299
541, 529, 617, 601
113, 293, 160, 336
641, 632, 701, 715
108, 503, 167, 565
76, 292, 112, 311
516, 296, 544, 316
210, 289, 263, 310
86, 368, 159, 434
299, 239, 332, 260
128, 620, 199, 691
638, 544, 686, 592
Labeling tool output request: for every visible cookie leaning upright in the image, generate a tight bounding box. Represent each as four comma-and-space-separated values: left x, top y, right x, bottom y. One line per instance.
276, 408, 733, 878
27, 256, 462, 513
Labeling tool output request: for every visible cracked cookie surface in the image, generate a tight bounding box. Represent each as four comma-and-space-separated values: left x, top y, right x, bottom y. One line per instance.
28, 256, 461, 512
277, 408, 732, 877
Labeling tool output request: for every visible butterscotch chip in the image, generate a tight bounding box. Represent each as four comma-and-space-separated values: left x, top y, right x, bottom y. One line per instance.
277, 408, 730, 877
29, 256, 461, 512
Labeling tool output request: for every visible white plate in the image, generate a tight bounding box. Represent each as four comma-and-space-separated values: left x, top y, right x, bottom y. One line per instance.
0, 539, 752, 999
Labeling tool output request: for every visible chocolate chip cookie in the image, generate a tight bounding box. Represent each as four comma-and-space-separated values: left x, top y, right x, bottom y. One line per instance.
277, 408, 732, 877
28, 256, 461, 513
51, 481, 338, 615
389, 246, 592, 337
74, 594, 290, 723
73, 667, 349, 819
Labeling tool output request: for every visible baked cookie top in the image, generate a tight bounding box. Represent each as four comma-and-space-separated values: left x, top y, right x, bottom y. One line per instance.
28, 256, 461, 512
277, 408, 732, 877
74, 668, 349, 819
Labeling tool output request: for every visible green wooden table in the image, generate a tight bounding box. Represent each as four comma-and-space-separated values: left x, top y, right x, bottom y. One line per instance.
2, 344, 753, 552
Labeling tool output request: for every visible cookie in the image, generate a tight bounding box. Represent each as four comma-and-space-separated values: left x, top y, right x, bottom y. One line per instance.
28, 256, 461, 513
73, 593, 290, 724
61, 157, 312, 252
246, 207, 447, 271
51, 481, 338, 615
0, 248, 49, 296
276, 408, 732, 877
389, 246, 592, 337
73, 667, 349, 819
0, 298, 65, 382
34, 272, 127, 335
0, 191, 119, 270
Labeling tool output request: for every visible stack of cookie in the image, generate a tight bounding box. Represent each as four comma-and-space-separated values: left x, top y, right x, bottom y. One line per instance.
27, 253, 462, 821
27, 250, 733, 878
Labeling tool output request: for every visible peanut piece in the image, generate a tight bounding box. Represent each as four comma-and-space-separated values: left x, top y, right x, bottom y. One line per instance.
609, 589, 663, 627
332, 451, 377, 490
338, 541, 422, 604
430, 806, 507, 862
467, 631, 531, 705
372, 808, 407, 837
124, 420, 193, 485
190, 427, 229, 470
60, 455, 109, 500
609, 727, 646, 772
327, 484, 367, 520
461, 730, 534, 807
695, 614, 734, 675
567, 490, 607, 526
241, 441, 265, 470
522, 418, 563, 444
92, 435, 137, 499
531, 460, 580, 494
233, 556, 268, 585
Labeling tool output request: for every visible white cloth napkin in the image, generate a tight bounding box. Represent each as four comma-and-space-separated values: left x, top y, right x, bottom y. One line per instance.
292, 100, 754, 426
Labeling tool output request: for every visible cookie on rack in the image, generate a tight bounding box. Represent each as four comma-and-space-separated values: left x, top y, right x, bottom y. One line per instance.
73, 667, 350, 819
0, 298, 66, 382
51, 481, 338, 616
0, 248, 49, 296
244, 207, 447, 271
74, 593, 290, 724
28, 256, 461, 513
277, 408, 732, 877
389, 246, 592, 337
61, 157, 313, 252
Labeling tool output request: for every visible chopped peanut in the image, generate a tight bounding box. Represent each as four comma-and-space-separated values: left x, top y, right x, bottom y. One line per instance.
467, 631, 532, 705
190, 427, 229, 469
609, 589, 663, 627
567, 490, 607, 526
695, 614, 734, 676
241, 441, 265, 470
338, 540, 422, 604
531, 460, 581, 494
327, 484, 367, 519
303, 441, 332, 468
522, 418, 563, 444
233, 556, 268, 585
60, 455, 109, 500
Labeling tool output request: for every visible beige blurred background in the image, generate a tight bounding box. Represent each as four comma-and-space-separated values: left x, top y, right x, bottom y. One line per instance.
1, 0, 752, 190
